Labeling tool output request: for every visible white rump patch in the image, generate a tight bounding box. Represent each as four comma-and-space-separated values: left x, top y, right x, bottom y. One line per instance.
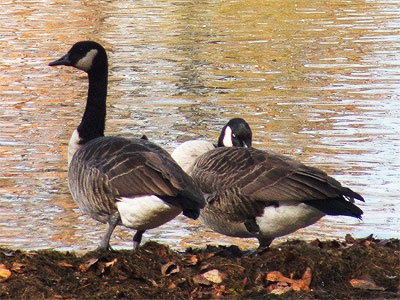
116, 195, 181, 230
256, 202, 324, 238
201, 202, 324, 241
75, 49, 98, 71
68, 129, 81, 166
172, 140, 215, 174
222, 126, 233, 147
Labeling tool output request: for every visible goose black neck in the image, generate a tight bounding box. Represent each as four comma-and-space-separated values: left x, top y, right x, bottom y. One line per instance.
77, 67, 108, 145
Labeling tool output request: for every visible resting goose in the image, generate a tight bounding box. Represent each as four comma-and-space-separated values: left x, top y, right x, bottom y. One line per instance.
172, 118, 364, 248
172, 118, 252, 174
49, 41, 204, 250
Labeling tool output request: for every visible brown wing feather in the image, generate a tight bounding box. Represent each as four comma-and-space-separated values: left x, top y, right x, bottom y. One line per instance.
70, 137, 204, 217
193, 147, 360, 201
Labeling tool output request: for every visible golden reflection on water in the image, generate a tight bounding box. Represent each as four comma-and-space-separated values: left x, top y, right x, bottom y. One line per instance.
0, 0, 399, 251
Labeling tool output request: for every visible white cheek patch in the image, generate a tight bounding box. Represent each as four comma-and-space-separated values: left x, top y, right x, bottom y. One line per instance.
75, 49, 98, 71
222, 126, 233, 147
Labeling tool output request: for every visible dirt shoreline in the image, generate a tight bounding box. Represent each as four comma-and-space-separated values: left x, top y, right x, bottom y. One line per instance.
0, 235, 399, 299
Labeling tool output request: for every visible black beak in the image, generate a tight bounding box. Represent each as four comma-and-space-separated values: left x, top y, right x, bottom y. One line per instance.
49, 53, 72, 67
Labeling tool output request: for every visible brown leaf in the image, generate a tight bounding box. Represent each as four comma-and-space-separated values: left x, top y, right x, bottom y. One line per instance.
57, 261, 74, 268
0, 264, 11, 282
266, 270, 288, 283
11, 262, 26, 273
168, 282, 177, 290
183, 255, 198, 266
266, 267, 312, 292
78, 257, 99, 272
155, 247, 168, 257
161, 261, 180, 276
193, 274, 212, 286
203, 269, 224, 284
350, 277, 385, 291
240, 277, 248, 290
99, 258, 118, 274
267, 282, 292, 295
103, 258, 117, 268
211, 284, 227, 298
292, 267, 312, 291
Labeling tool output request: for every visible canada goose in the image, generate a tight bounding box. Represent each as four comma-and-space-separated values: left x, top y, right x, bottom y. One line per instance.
172, 118, 364, 248
49, 41, 204, 250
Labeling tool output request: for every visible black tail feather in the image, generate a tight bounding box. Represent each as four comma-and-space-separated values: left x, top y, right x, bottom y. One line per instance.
304, 198, 363, 219
182, 208, 200, 220
158, 195, 201, 220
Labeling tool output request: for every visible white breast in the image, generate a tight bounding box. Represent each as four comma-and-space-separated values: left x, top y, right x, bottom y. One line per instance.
172, 140, 215, 174
116, 196, 181, 231
68, 129, 81, 166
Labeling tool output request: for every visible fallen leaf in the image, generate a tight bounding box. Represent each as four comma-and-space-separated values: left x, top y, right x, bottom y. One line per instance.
11, 262, 26, 273
267, 282, 292, 295
103, 258, 117, 268
57, 261, 74, 268
99, 258, 118, 274
200, 263, 210, 271
266, 267, 312, 292
241, 277, 248, 290
0, 264, 11, 281
161, 261, 180, 276
78, 257, 99, 272
266, 270, 288, 282
203, 269, 224, 284
212, 284, 227, 298
183, 255, 198, 265
168, 282, 177, 290
155, 247, 168, 257
292, 267, 312, 291
350, 277, 385, 291
193, 274, 212, 286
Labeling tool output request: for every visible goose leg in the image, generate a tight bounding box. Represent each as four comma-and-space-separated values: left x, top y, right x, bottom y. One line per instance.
258, 238, 273, 249
98, 212, 120, 250
133, 230, 145, 250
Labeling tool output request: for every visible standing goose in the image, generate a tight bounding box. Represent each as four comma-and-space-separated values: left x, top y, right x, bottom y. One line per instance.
49, 41, 204, 250
172, 118, 364, 248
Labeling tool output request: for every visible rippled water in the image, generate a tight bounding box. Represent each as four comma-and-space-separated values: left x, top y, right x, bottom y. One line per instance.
0, 0, 399, 251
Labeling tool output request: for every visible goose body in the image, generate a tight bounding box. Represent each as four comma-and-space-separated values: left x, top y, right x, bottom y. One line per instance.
50, 41, 204, 249
172, 119, 364, 247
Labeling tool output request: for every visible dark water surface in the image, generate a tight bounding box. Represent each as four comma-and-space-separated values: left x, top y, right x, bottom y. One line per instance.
0, 0, 399, 251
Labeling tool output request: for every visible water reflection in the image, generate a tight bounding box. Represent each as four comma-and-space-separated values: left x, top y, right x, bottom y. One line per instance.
0, 0, 399, 251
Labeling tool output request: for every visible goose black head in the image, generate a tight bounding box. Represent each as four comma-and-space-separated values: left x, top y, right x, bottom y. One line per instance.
49, 41, 107, 73
218, 118, 252, 148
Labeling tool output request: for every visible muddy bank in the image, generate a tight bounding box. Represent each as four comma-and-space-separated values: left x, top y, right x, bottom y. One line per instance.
0, 235, 398, 299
